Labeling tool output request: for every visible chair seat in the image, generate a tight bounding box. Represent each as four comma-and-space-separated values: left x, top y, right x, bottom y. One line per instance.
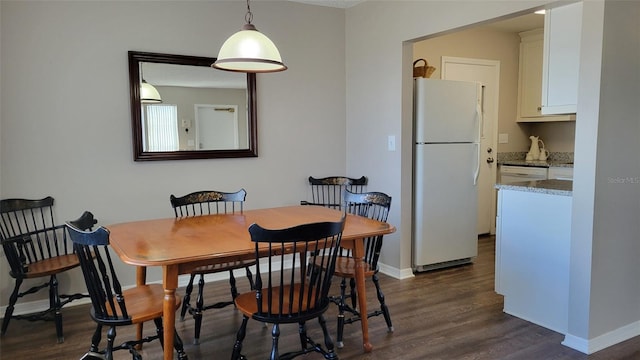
24, 254, 81, 278
234, 284, 321, 321
191, 259, 257, 275
104, 284, 181, 324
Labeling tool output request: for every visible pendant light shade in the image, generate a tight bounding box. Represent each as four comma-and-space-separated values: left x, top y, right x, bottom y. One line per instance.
212, 0, 286, 73
140, 80, 162, 103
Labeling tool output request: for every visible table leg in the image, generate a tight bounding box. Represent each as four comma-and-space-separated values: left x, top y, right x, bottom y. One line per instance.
136, 266, 147, 348
163, 265, 178, 360
353, 238, 372, 352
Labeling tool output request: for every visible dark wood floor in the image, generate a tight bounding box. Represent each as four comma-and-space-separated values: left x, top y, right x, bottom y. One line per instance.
1, 236, 639, 359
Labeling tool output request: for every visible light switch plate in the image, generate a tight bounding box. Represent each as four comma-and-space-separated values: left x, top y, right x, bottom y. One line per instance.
387, 135, 396, 151
498, 133, 509, 144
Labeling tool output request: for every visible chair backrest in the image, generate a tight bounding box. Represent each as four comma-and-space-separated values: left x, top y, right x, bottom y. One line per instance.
304, 176, 367, 209
343, 190, 391, 268
247, 217, 346, 323
0, 197, 74, 274
170, 189, 246, 217
66, 222, 131, 324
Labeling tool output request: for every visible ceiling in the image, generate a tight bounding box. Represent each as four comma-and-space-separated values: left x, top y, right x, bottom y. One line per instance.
482, 13, 544, 33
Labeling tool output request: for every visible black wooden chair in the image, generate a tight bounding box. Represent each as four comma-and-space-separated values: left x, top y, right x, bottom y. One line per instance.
169, 188, 256, 344
0, 197, 95, 343
300, 176, 367, 209
331, 190, 393, 348
231, 217, 346, 360
66, 218, 188, 360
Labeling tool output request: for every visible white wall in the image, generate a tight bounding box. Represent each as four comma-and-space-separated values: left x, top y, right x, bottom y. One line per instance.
0, 1, 346, 305
345, 0, 639, 353
566, 0, 640, 350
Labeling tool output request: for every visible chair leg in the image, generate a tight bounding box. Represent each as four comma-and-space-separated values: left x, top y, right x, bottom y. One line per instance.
336, 278, 347, 348
90, 324, 103, 353
105, 326, 116, 360
228, 270, 238, 300
298, 321, 307, 351
180, 274, 196, 321
49, 275, 64, 343
1, 278, 22, 336
154, 318, 188, 360
372, 273, 394, 332
349, 278, 357, 309
270, 323, 280, 360
231, 316, 248, 360
318, 314, 338, 360
193, 274, 205, 345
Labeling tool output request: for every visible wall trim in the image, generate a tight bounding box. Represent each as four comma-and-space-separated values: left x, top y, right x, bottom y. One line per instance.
378, 262, 415, 280
562, 320, 640, 354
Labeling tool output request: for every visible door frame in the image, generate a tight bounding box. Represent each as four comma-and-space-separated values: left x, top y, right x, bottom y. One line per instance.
441, 56, 499, 235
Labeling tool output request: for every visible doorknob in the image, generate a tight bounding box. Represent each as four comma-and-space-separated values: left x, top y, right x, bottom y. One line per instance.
486, 157, 494, 164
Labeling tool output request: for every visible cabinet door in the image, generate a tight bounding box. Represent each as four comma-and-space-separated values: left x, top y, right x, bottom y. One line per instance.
518, 31, 544, 118
541, 2, 583, 115
517, 29, 576, 122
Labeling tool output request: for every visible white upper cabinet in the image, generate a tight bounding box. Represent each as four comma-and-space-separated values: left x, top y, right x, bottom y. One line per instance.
516, 29, 575, 122
541, 1, 583, 115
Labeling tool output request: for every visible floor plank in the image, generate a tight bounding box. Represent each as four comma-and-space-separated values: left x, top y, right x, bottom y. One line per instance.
1, 236, 639, 359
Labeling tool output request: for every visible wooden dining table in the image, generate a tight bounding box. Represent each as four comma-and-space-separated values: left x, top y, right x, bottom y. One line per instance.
107, 205, 395, 360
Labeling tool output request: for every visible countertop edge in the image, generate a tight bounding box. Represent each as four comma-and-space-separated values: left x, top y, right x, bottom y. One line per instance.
495, 179, 573, 197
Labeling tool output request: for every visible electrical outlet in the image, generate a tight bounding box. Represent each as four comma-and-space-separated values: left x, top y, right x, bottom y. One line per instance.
498, 133, 509, 144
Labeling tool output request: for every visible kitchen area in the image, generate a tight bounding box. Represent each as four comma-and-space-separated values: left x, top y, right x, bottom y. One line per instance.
413, 2, 581, 336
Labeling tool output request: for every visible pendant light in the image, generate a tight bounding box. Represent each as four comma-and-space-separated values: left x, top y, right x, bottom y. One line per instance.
212, 0, 287, 73
140, 79, 162, 103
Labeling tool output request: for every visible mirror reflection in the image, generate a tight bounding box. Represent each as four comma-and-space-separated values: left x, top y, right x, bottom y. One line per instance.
129, 51, 257, 161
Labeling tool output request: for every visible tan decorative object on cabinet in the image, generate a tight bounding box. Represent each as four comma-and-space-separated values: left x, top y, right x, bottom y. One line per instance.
413, 59, 436, 78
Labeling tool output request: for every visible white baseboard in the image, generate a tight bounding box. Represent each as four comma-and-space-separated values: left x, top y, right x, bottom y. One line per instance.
562, 320, 640, 354
378, 262, 415, 280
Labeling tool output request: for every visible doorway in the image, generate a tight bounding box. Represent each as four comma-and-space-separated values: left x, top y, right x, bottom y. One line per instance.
441, 57, 499, 235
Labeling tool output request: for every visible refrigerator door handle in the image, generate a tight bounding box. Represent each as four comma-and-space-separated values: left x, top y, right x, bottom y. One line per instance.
473, 83, 484, 186
476, 83, 484, 142
473, 142, 480, 185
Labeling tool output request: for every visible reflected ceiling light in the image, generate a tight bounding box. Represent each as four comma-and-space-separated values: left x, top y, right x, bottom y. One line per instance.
140, 79, 162, 103
212, 0, 287, 73
534, 9, 546, 15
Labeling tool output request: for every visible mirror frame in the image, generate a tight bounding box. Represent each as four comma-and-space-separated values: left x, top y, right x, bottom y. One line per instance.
128, 51, 257, 161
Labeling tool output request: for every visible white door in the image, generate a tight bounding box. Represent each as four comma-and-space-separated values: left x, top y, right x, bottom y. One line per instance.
441, 57, 499, 235
195, 104, 239, 150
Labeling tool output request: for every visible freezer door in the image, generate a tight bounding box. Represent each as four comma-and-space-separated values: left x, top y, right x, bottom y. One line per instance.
413, 143, 478, 267
414, 78, 480, 143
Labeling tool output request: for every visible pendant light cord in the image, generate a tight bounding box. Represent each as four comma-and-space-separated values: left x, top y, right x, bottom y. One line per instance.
245, 0, 253, 24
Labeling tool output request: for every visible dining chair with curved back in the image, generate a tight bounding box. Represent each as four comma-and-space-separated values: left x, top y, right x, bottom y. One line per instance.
332, 189, 393, 348
66, 217, 188, 360
169, 188, 256, 345
231, 217, 346, 360
301, 176, 367, 209
0, 197, 95, 343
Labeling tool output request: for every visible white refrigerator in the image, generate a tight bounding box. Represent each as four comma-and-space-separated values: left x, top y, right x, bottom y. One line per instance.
412, 78, 481, 272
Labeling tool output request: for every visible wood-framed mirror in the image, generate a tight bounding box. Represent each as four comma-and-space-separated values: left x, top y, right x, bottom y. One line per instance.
128, 51, 257, 161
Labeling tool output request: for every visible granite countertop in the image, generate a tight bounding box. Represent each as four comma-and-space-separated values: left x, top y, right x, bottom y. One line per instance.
495, 179, 573, 197
498, 159, 574, 168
